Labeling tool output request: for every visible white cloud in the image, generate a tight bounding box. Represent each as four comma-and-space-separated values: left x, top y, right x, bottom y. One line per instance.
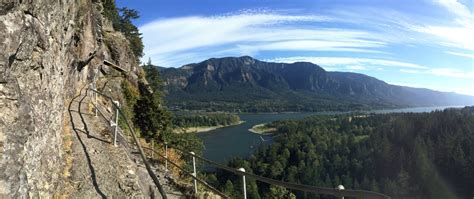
429, 68, 474, 79
410, 0, 474, 50
446, 51, 474, 58
139, 12, 391, 66
140, 2, 474, 70
138, 3, 474, 97
400, 69, 422, 74
399, 67, 474, 79
268, 56, 474, 80
413, 25, 474, 50
435, 0, 473, 26
329, 1, 474, 52
266, 56, 428, 69
346, 65, 367, 70
140, 14, 334, 55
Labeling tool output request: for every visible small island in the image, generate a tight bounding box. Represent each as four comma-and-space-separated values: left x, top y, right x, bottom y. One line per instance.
172, 112, 244, 133
249, 123, 277, 135
178, 121, 245, 133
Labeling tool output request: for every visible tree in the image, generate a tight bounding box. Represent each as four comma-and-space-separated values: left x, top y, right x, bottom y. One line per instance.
223, 180, 234, 196
264, 185, 296, 199
133, 83, 171, 142
116, 7, 143, 58
248, 180, 261, 199
142, 64, 164, 97
102, 0, 143, 59
147, 57, 152, 66
395, 168, 410, 197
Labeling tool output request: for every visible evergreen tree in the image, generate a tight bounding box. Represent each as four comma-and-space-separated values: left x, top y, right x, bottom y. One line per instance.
223, 180, 234, 196
264, 185, 296, 199
133, 83, 171, 142
102, 0, 143, 59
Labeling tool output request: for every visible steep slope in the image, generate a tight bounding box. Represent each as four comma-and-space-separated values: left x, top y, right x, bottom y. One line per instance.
159, 56, 473, 112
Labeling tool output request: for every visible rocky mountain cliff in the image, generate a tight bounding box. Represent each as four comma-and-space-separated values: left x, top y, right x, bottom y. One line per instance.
0, 1, 140, 197
159, 56, 473, 112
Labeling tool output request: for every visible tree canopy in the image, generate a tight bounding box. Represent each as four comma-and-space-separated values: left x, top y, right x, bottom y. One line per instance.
209, 107, 474, 198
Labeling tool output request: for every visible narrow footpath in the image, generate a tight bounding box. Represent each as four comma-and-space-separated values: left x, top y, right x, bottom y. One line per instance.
66, 86, 185, 198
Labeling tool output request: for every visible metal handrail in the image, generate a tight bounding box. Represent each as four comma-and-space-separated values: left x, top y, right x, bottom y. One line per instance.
165, 143, 391, 199
90, 91, 223, 196
142, 147, 230, 199
90, 98, 133, 150
88, 85, 228, 198
87, 86, 168, 199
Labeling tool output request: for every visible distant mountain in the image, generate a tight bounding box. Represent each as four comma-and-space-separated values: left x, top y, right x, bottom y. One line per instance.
157, 56, 474, 112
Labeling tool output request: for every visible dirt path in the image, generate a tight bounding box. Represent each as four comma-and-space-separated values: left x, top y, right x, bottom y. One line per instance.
66, 86, 186, 199
67, 87, 145, 198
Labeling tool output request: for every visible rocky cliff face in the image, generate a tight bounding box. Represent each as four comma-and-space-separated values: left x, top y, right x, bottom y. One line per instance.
0, 0, 138, 197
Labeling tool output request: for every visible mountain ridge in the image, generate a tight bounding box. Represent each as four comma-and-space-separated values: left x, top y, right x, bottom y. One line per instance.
156, 56, 473, 112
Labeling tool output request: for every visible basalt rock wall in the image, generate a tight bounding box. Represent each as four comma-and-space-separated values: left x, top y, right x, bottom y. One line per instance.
0, 0, 138, 197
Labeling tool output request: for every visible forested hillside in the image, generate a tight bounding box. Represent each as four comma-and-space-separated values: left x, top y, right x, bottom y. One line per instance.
158, 56, 473, 112
209, 107, 474, 198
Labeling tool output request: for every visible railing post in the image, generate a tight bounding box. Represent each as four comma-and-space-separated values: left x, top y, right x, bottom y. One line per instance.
336, 185, 345, 199
164, 142, 168, 172
93, 73, 97, 117
151, 140, 154, 159
113, 100, 120, 147
190, 151, 198, 195
94, 91, 98, 117
238, 168, 247, 199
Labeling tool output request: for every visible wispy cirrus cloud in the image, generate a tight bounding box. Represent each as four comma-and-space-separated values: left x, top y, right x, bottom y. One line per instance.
266, 56, 428, 70
446, 51, 474, 58
400, 68, 474, 79
139, 12, 391, 67
140, 14, 332, 55
429, 68, 474, 79
140, 2, 473, 67
346, 65, 367, 71
267, 56, 474, 79
399, 69, 421, 74
435, 0, 473, 25
410, 0, 474, 51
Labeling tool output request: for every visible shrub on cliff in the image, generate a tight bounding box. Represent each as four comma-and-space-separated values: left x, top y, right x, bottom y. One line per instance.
102, 0, 143, 59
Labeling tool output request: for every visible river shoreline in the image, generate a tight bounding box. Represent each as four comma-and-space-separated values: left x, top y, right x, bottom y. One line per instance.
177, 121, 246, 133
199, 106, 464, 163
248, 123, 277, 135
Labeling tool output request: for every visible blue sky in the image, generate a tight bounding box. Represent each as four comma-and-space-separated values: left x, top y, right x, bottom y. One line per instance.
117, 0, 473, 96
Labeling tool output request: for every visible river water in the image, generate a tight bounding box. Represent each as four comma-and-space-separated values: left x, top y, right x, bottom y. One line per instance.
197, 106, 464, 163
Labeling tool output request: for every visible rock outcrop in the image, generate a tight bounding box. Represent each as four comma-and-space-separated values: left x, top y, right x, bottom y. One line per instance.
0, 0, 138, 197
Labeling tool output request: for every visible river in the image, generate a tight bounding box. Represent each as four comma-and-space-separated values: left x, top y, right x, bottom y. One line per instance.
197, 106, 465, 163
